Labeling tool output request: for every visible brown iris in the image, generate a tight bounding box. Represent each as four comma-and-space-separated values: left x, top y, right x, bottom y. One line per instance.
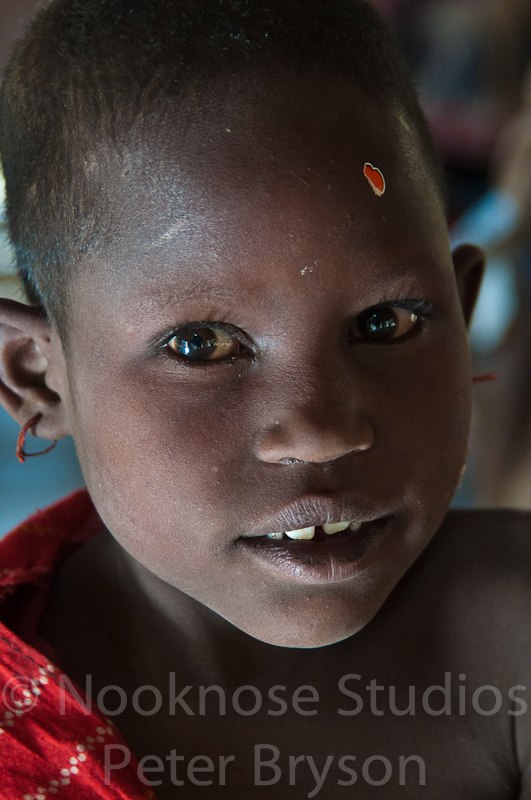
167, 326, 239, 361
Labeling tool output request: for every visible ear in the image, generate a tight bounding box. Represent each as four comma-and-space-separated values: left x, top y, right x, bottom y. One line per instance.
452, 243, 485, 328
0, 299, 72, 440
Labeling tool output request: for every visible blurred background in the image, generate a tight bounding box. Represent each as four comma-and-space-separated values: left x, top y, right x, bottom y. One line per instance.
1, 0, 531, 534
373, 0, 531, 509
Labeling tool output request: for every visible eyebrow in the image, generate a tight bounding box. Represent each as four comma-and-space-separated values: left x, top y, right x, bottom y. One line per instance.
146, 281, 243, 310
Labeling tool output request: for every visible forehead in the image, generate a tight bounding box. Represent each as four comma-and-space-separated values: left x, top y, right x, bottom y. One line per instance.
77, 72, 450, 308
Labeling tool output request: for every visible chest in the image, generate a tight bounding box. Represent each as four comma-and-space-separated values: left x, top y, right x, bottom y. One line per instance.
105, 673, 518, 800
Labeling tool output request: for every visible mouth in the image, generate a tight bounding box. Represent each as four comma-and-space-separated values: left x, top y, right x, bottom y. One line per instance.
237, 505, 398, 585
261, 520, 363, 542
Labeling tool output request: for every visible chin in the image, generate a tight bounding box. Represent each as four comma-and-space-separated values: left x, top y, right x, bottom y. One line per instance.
229, 602, 373, 650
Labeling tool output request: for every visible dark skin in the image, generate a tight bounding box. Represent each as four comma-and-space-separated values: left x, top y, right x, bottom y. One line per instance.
1, 73, 529, 797
37, 509, 531, 798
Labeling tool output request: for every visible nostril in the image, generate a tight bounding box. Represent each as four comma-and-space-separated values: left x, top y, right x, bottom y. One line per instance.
257, 419, 375, 465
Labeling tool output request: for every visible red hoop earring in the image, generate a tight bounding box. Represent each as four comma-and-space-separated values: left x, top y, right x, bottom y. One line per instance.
16, 414, 58, 464
472, 373, 499, 384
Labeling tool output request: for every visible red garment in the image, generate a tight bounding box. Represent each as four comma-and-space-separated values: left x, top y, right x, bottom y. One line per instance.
0, 490, 156, 800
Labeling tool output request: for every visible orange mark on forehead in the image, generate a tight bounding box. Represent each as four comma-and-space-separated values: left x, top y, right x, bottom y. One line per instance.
363, 163, 386, 197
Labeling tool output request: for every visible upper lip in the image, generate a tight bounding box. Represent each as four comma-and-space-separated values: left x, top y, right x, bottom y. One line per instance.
240, 495, 394, 538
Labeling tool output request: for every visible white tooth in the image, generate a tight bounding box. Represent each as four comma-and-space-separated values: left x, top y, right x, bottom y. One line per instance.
284, 526, 315, 540
322, 521, 351, 535
267, 532, 284, 540
349, 521, 362, 532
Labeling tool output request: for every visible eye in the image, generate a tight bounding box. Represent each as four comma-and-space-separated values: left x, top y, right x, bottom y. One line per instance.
166, 325, 241, 361
354, 305, 421, 342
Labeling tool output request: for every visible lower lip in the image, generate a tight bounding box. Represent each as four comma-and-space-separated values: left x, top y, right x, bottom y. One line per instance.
236, 518, 395, 584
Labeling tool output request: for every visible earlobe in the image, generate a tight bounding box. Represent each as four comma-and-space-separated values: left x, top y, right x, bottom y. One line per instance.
0, 299, 72, 440
451, 243, 485, 328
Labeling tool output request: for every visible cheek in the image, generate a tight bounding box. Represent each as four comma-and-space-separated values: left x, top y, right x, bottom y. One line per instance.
68, 364, 251, 561
380, 332, 472, 513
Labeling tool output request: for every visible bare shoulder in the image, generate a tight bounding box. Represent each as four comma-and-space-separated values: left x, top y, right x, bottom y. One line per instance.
374, 507, 531, 679
401, 507, 531, 674
426, 509, 531, 787
429, 506, 531, 591
442, 505, 531, 545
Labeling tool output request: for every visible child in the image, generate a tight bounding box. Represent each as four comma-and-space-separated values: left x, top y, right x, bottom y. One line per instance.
0, 0, 528, 797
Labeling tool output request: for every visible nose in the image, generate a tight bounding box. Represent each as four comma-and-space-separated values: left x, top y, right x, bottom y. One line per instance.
255, 369, 375, 466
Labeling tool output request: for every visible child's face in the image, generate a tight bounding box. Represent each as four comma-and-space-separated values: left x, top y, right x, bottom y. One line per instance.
58, 74, 479, 647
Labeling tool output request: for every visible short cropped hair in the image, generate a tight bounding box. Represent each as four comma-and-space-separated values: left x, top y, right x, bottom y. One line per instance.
0, 0, 444, 334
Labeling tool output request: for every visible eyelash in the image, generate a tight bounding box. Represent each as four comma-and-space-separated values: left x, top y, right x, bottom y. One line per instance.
159, 298, 434, 365
372, 298, 433, 315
